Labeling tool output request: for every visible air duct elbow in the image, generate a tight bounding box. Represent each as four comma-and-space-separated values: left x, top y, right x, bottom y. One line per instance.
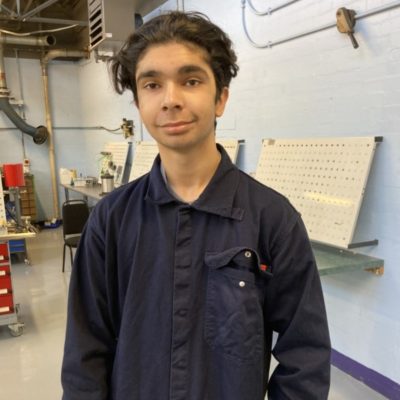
0, 97, 48, 144
32, 125, 48, 144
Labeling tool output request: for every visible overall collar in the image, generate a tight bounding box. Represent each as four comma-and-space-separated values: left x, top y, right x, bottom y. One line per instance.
145, 144, 244, 221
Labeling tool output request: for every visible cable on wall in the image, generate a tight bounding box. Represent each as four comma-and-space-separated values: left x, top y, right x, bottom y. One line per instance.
241, 0, 400, 49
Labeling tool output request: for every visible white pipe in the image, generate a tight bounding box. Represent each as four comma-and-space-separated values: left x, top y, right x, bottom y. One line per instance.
355, 1, 400, 19
41, 49, 89, 219
241, 0, 400, 49
247, 0, 300, 16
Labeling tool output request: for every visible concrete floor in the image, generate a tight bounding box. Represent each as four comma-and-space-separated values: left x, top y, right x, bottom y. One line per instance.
0, 228, 388, 399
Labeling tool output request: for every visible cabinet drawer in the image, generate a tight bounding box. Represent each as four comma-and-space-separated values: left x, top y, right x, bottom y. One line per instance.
0, 265, 10, 276
21, 199, 30, 208
0, 243, 9, 260
25, 179, 33, 187
0, 293, 14, 314
0, 275, 12, 291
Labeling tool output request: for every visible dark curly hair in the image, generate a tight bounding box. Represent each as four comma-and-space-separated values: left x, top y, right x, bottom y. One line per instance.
109, 11, 239, 104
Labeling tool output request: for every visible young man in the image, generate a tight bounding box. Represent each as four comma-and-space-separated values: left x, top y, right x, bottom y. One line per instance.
61, 11, 331, 400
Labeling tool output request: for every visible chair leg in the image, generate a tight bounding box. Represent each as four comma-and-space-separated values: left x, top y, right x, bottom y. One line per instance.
69, 246, 74, 268
62, 244, 66, 273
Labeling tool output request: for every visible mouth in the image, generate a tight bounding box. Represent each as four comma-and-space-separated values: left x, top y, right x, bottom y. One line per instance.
160, 121, 193, 128
159, 120, 195, 134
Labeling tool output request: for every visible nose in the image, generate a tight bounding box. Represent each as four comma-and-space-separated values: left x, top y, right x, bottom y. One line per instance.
161, 82, 183, 111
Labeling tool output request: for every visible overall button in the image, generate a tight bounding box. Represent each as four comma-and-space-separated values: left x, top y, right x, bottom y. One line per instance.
176, 360, 186, 369
244, 250, 252, 258
239, 281, 246, 288
177, 309, 188, 317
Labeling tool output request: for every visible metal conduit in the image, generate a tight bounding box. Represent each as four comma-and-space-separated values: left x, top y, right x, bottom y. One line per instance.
241, 0, 400, 48
41, 49, 89, 220
247, 0, 301, 16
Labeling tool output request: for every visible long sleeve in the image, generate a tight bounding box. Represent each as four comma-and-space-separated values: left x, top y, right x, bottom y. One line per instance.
266, 214, 331, 399
61, 209, 117, 400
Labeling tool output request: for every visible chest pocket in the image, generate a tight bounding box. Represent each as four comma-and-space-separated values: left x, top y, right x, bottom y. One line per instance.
204, 247, 271, 364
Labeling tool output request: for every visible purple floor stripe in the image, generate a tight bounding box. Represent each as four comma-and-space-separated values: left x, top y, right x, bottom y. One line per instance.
331, 349, 400, 399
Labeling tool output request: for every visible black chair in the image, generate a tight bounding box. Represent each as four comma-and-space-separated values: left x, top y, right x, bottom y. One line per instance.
62, 200, 89, 272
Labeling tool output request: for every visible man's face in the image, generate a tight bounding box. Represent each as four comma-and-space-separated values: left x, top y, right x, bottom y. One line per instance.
135, 41, 228, 153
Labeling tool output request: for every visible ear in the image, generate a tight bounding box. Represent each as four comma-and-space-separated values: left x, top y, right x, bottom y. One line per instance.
215, 87, 229, 118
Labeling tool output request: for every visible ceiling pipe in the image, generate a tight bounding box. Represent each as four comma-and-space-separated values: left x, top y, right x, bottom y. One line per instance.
41, 49, 89, 220
41, 49, 88, 64
0, 34, 56, 47
0, 38, 49, 144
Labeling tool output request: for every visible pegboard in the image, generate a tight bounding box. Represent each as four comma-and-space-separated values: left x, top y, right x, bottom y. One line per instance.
255, 137, 381, 248
129, 139, 241, 182
129, 141, 159, 182
217, 138, 241, 163
100, 142, 130, 187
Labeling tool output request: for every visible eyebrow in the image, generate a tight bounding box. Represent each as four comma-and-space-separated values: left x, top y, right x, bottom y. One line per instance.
136, 64, 209, 82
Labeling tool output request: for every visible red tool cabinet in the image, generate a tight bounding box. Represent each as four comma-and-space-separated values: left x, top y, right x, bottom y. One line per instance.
0, 241, 24, 336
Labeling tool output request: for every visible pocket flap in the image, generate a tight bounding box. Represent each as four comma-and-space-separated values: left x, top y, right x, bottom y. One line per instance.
205, 247, 273, 280
205, 246, 257, 269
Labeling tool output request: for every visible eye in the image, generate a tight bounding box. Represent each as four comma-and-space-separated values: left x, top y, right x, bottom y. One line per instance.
143, 82, 160, 90
185, 79, 201, 87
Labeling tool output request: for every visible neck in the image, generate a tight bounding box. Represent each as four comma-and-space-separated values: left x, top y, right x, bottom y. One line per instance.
159, 140, 221, 203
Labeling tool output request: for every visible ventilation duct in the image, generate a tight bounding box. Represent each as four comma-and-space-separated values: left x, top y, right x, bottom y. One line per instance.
88, 0, 136, 52
0, 38, 49, 145
0, 98, 48, 144
0, 34, 56, 47
87, 0, 171, 53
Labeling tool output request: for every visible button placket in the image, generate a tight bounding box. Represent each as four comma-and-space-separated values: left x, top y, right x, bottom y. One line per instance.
170, 207, 192, 400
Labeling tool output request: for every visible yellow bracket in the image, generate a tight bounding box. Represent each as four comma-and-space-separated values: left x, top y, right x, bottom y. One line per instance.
365, 266, 384, 276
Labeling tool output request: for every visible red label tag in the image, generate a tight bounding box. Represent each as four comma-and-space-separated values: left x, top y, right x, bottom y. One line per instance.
260, 264, 268, 271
